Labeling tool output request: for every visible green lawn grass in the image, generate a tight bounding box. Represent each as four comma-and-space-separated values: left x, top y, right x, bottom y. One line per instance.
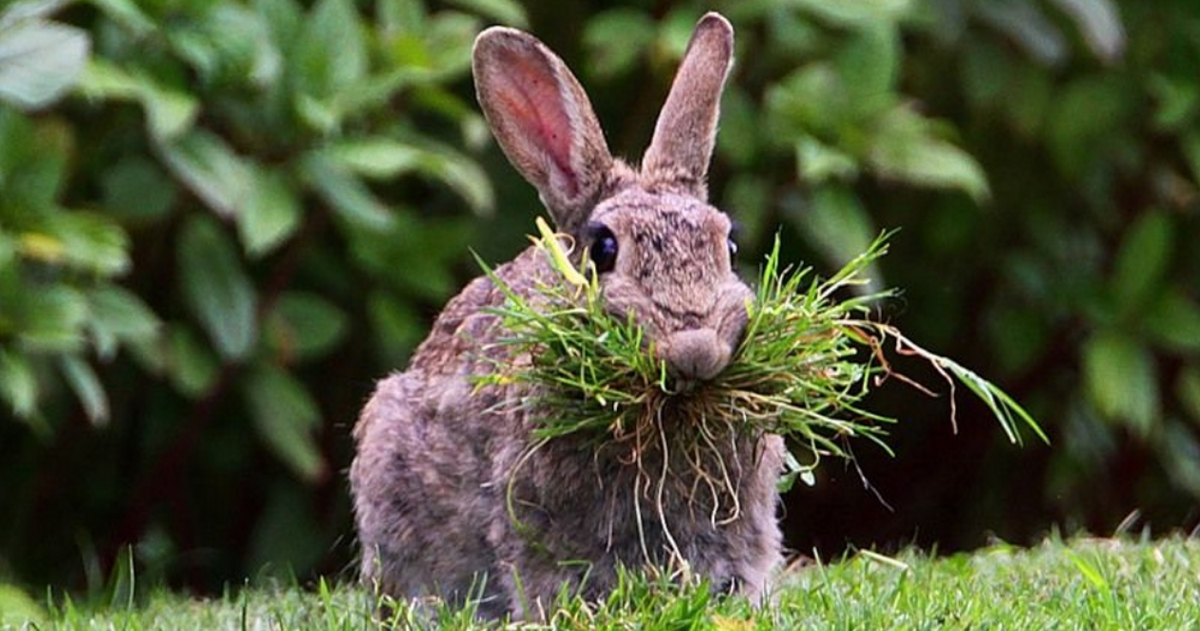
10, 536, 1199, 630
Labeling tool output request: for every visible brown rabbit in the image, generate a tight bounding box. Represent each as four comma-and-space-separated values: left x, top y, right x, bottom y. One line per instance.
350, 12, 784, 619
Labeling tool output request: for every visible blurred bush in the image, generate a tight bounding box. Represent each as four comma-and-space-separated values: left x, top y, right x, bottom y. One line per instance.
0, 0, 499, 591
1, 0, 1198, 594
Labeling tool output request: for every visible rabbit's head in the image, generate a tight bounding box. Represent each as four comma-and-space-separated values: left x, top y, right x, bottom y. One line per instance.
474, 13, 751, 382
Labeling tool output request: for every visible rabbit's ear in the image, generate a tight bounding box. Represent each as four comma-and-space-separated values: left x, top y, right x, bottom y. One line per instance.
641, 13, 734, 199
473, 27, 614, 236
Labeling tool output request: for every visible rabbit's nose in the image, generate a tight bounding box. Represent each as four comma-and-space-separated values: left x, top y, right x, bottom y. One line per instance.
663, 328, 731, 381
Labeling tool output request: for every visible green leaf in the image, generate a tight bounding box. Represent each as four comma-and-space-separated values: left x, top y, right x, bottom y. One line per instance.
0, 583, 46, 628
1047, 0, 1124, 63
0, 349, 38, 419
243, 363, 325, 481
1178, 366, 1200, 427
100, 156, 177, 222
158, 130, 254, 218
80, 60, 199, 140
1148, 74, 1199, 132
75, 57, 138, 98
311, 0, 366, 88
1082, 331, 1158, 437
833, 23, 898, 115
797, 135, 859, 183
293, 0, 366, 103
266, 292, 348, 363
302, 151, 394, 231
975, 0, 1066, 66
657, 9, 698, 59
583, 9, 654, 78
66, 212, 130, 275
325, 138, 422, 179
791, 0, 912, 27
0, 0, 72, 27
0, 235, 14, 267
961, 41, 1009, 111
987, 301, 1050, 375
722, 176, 770, 249
31, 211, 131, 276
177, 216, 257, 361
164, 324, 218, 398
19, 285, 88, 351
0, 15, 89, 110
1158, 421, 1200, 495
254, 0, 304, 56
245, 484, 324, 578
349, 214, 469, 301
765, 64, 850, 140
416, 11, 477, 77
799, 186, 881, 292
411, 143, 494, 215
294, 93, 338, 134
376, 0, 423, 37
87, 285, 161, 359
1005, 63, 1053, 137
777, 449, 816, 493
238, 167, 301, 257
445, 0, 526, 27
868, 106, 990, 203
139, 82, 199, 142
0, 99, 70, 207
1111, 210, 1172, 315
164, 3, 280, 89
367, 291, 423, 365
717, 86, 758, 169
88, 0, 156, 37
1143, 289, 1200, 354
1182, 129, 1200, 197
1046, 74, 1134, 177
60, 354, 109, 425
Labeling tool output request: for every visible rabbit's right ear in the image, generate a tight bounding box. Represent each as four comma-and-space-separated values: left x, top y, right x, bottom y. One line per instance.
473, 28, 614, 237
641, 13, 734, 199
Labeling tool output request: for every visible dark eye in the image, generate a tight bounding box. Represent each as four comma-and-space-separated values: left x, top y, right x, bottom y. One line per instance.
726, 222, 741, 266
588, 223, 618, 274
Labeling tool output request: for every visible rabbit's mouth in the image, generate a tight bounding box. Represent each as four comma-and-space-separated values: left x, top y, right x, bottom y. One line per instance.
660, 328, 733, 383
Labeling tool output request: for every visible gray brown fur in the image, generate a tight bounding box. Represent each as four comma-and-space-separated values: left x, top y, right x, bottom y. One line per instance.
350, 12, 784, 619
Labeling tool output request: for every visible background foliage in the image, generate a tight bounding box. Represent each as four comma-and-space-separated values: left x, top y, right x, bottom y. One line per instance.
1, 0, 1197, 595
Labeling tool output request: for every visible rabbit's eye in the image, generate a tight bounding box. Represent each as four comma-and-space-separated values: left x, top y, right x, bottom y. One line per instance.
588, 225, 619, 274
727, 222, 741, 268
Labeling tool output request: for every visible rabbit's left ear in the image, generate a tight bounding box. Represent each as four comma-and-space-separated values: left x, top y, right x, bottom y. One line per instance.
641, 12, 734, 200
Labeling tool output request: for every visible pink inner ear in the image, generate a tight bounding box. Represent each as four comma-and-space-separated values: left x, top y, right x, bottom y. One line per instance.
491, 47, 579, 199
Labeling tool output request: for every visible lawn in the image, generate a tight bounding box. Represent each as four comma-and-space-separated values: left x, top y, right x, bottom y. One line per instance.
9, 536, 1198, 630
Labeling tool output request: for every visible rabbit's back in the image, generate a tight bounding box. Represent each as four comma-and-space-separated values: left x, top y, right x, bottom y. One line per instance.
350, 247, 551, 613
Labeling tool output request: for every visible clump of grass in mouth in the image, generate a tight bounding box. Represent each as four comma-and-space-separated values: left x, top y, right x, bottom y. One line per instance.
476, 218, 1046, 501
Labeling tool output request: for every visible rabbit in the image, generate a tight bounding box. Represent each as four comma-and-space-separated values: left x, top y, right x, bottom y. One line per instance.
350, 12, 784, 620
